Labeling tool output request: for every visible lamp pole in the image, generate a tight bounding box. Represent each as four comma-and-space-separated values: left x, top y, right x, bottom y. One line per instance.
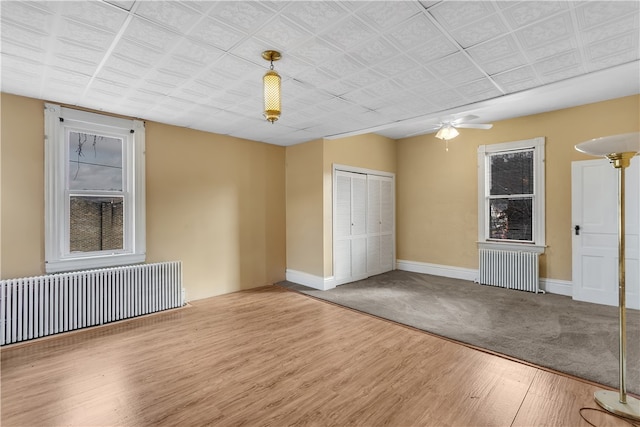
576, 134, 640, 421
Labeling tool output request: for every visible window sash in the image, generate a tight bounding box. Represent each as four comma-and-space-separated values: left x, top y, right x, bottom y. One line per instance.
477, 137, 545, 251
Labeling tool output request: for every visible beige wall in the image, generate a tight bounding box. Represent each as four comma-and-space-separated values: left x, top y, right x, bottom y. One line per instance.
397, 95, 640, 281
1, 93, 286, 301
285, 139, 324, 277
1, 94, 44, 278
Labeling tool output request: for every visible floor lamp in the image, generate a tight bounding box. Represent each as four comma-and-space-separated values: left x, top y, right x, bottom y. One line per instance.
575, 132, 640, 421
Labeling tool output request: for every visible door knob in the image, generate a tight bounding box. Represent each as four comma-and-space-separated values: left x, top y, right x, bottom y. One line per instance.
575, 225, 580, 235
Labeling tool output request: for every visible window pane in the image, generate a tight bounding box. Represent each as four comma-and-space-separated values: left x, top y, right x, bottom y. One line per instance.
68, 131, 123, 191
69, 196, 124, 252
489, 198, 533, 241
490, 150, 533, 195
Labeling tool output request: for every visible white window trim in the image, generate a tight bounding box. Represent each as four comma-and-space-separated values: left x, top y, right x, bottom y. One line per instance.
44, 103, 146, 273
477, 137, 545, 254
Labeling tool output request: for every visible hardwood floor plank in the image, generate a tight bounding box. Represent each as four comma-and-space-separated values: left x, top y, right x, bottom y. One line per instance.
0, 286, 624, 426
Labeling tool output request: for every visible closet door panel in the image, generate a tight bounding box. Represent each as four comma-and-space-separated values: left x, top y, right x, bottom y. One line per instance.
380, 177, 394, 234
352, 237, 367, 277
335, 174, 352, 238
334, 239, 351, 281
352, 174, 367, 237
367, 235, 380, 274
380, 234, 394, 271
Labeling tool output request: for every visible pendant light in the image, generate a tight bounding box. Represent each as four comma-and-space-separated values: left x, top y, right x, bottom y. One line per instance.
262, 50, 281, 123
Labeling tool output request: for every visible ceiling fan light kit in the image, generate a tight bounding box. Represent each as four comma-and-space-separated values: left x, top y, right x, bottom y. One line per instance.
435, 125, 459, 140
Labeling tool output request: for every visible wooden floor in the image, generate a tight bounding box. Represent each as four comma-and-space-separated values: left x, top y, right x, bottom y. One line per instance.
0, 285, 632, 426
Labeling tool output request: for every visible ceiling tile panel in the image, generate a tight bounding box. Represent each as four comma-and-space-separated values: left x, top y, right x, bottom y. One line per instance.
516, 12, 574, 49
429, 1, 496, 30
102, 55, 150, 80
351, 36, 399, 66
1, 1, 56, 33
47, 55, 99, 77
586, 32, 640, 64
52, 39, 105, 65
428, 52, 482, 79
318, 55, 367, 79
59, 1, 129, 33
122, 17, 181, 52
585, 48, 639, 73
321, 16, 378, 51
89, 78, 131, 97
393, 67, 437, 89
575, 1, 640, 29
159, 56, 203, 78
294, 38, 344, 65
210, 1, 274, 32
408, 36, 459, 63
341, 68, 386, 89
111, 38, 164, 67
582, 14, 639, 44
386, 14, 441, 50
467, 35, 520, 63
172, 39, 225, 66
134, 1, 202, 33
423, 88, 465, 110
371, 55, 421, 78
457, 78, 502, 101
358, 1, 422, 30
57, 19, 117, 51
534, 50, 583, 75
189, 17, 248, 51
501, 1, 568, 28
524, 37, 577, 62
95, 67, 138, 89
0, 54, 44, 78
281, 2, 347, 33
537, 66, 585, 85
1, 21, 49, 52
254, 16, 313, 51
450, 14, 509, 48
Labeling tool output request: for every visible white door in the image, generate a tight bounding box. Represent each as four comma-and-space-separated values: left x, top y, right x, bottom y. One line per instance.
572, 157, 639, 309
366, 175, 394, 275
334, 171, 368, 284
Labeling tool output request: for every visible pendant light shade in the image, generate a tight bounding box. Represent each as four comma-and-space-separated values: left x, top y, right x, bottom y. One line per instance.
435, 125, 459, 140
262, 50, 281, 123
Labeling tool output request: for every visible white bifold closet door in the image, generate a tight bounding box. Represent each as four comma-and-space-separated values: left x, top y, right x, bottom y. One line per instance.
367, 175, 394, 275
335, 171, 368, 283
334, 170, 394, 285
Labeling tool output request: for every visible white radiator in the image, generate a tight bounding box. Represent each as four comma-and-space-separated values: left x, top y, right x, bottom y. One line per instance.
478, 249, 540, 293
0, 261, 183, 345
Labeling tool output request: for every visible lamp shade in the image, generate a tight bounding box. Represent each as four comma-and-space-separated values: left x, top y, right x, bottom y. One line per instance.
263, 69, 281, 123
575, 132, 640, 156
435, 126, 459, 140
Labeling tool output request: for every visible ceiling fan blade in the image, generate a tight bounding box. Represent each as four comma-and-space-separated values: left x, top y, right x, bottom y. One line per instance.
455, 123, 493, 130
451, 114, 479, 125
403, 125, 442, 138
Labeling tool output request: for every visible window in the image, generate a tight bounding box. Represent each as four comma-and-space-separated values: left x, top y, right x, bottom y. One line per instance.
478, 137, 545, 252
44, 103, 145, 273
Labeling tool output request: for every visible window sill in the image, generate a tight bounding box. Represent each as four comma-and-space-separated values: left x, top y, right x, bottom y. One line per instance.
477, 241, 546, 254
45, 253, 146, 274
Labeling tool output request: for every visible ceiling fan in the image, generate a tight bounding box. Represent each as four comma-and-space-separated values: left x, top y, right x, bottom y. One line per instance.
407, 115, 493, 140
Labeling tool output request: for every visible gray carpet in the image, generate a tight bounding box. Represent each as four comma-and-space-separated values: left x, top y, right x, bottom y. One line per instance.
279, 270, 640, 395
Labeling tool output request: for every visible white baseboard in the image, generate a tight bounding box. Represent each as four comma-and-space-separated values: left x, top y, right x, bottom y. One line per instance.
539, 278, 572, 296
396, 259, 573, 297
396, 259, 477, 282
285, 269, 335, 291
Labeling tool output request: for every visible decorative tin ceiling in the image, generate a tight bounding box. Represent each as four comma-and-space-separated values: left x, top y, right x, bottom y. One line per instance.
1, 1, 639, 145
